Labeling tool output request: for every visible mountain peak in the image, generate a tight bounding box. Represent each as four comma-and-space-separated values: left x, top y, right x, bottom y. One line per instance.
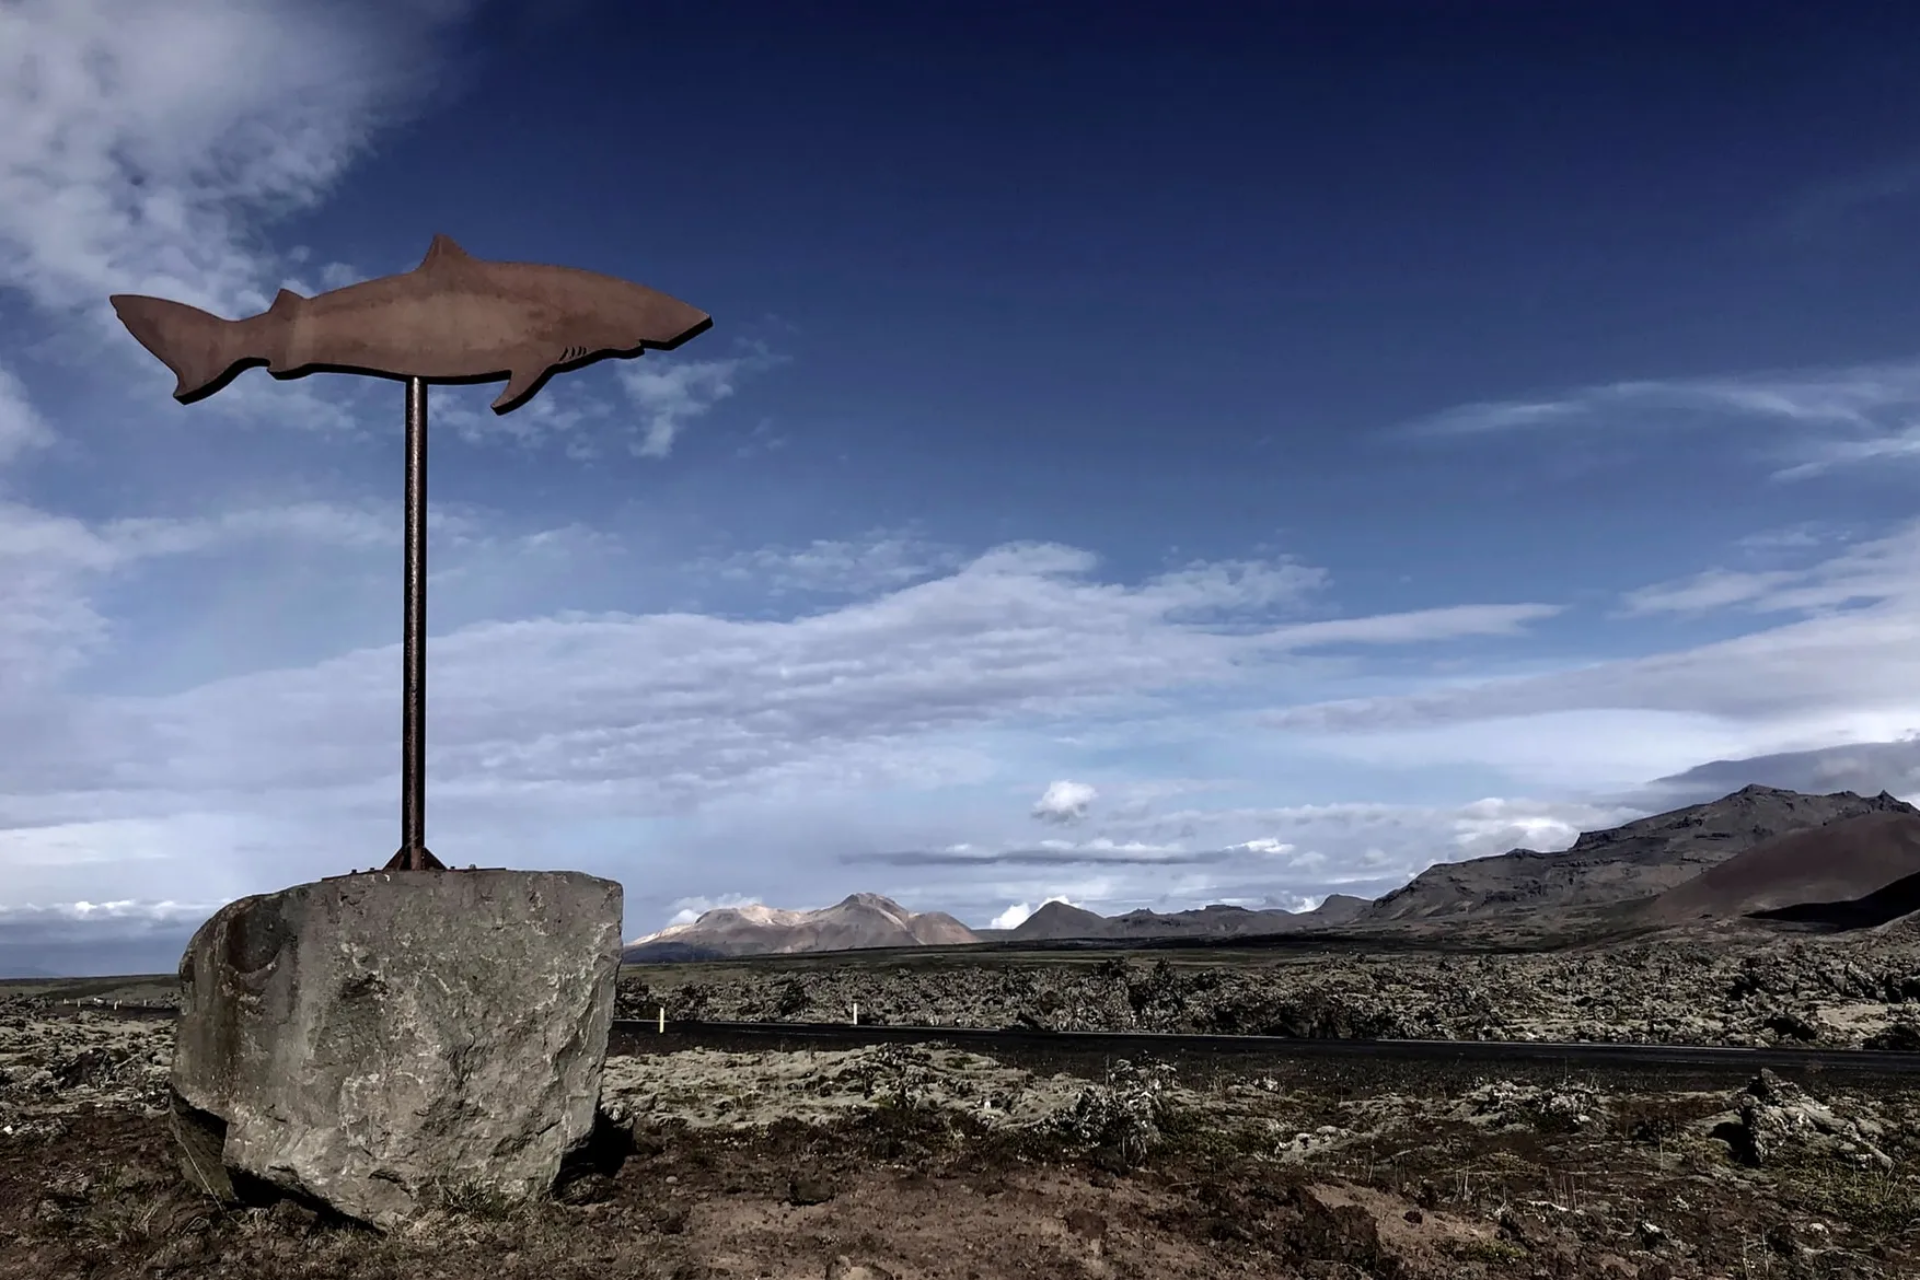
623, 891, 977, 961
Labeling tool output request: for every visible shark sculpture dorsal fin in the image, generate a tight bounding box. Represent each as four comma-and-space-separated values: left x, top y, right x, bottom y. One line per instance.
417, 234, 473, 271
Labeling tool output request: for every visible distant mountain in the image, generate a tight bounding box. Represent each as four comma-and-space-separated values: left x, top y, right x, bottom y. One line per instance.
997, 894, 1371, 944
1303, 893, 1371, 925
621, 893, 978, 962
1362, 785, 1919, 923
1641, 810, 1920, 928
1004, 900, 1112, 942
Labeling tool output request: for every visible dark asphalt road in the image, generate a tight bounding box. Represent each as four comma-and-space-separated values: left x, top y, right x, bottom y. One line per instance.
608, 1018, 1920, 1090
54, 1003, 1920, 1086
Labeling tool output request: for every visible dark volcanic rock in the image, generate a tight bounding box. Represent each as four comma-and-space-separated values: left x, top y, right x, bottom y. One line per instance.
171, 870, 622, 1228
1364, 785, 1917, 922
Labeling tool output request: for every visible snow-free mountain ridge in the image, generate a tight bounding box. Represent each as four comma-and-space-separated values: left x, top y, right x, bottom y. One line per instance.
621, 787, 1920, 962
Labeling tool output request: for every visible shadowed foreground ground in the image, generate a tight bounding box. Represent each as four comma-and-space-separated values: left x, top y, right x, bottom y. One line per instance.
2, 1010, 1918, 1278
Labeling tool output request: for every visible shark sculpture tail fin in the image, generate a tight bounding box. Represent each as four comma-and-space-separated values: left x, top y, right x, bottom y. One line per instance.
109, 295, 250, 403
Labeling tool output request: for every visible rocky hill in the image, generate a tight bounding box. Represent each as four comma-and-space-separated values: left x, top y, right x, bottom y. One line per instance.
623, 890, 1375, 961
1363, 785, 1918, 923
622, 893, 978, 962
997, 894, 1371, 944
1640, 810, 1920, 924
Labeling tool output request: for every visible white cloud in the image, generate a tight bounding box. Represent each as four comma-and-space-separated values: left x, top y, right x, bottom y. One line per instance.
0, 526, 1581, 928
1408, 363, 1920, 438
1735, 523, 1835, 553
0, 899, 220, 924
1622, 568, 1801, 617
0, 497, 409, 692
1264, 521, 1920, 788
1032, 779, 1098, 825
1401, 356, 1920, 481
1265, 603, 1563, 647
1098, 795, 1640, 876
616, 342, 786, 458
1227, 837, 1296, 856
697, 531, 963, 598
0, 0, 471, 320
0, 367, 53, 466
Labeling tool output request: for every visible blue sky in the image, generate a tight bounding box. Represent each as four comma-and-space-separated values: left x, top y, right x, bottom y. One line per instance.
9, 0, 1920, 974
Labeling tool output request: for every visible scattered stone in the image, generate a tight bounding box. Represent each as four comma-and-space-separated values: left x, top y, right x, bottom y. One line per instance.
1063, 1207, 1107, 1241
825, 1257, 896, 1280
265, 1197, 320, 1232
556, 1173, 616, 1205
789, 1175, 835, 1205
647, 1205, 689, 1235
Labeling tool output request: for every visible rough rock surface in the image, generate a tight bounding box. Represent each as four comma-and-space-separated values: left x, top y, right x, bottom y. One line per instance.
615, 927, 1920, 1048
171, 869, 621, 1228
1712, 1068, 1895, 1171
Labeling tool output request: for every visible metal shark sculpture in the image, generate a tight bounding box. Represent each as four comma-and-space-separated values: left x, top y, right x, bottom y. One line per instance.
108, 235, 714, 874
109, 233, 712, 414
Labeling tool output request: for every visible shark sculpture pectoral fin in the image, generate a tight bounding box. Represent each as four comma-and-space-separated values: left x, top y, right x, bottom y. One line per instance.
492, 363, 551, 413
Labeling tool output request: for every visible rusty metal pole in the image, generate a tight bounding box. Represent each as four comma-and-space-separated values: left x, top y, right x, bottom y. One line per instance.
107, 233, 711, 879
388, 376, 444, 871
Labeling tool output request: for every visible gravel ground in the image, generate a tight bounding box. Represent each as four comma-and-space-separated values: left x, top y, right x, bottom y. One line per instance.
0, 1008, 1916, 1276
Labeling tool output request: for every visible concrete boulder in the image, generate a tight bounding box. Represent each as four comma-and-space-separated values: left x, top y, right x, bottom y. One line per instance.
170, 869, 622, 1228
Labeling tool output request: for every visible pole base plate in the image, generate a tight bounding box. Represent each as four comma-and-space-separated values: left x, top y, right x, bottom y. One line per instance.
384, 845, 447, 871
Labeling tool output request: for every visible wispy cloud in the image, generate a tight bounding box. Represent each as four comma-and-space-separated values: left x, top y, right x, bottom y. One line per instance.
0, 368, 53, 467
0, 0, 482, 447
1401, 358, 1920, 480
1771, 158, 1920, 241
1, 0, 473, 322
1735, 522, 1838, 553
0, 497, 396, 691
1623, 518, 1920, 618
616, 340, 788, 458
1267, 519, 1920, 744
1263, 603, 1562, 647
850, 838, 1219, 867
1621, 568, 1802, 617
696, 530, 965, 598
